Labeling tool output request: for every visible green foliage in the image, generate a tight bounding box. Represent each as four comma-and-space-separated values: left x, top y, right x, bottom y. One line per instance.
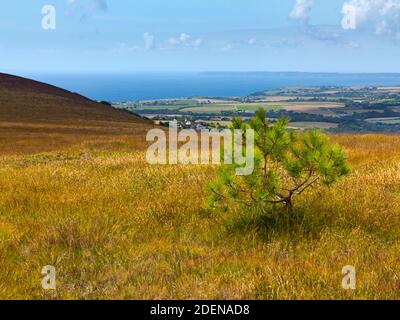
209, 108, 351, 214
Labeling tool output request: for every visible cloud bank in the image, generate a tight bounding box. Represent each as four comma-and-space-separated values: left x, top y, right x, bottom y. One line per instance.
341, 0, 400, 40
67, 0, 108, 19
290, 0, 314, 22
167, 33, 203, 48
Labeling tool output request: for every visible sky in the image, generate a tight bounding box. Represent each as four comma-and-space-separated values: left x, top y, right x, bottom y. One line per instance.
1, 0, 400, 73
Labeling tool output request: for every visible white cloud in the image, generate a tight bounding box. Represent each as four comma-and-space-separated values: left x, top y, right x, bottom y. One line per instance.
237, 38, 268, 47
143, 32, 155, 50
66, 0, 107, 20
290, 0, 314, 22
192, 38, 203, 47
67, 0, 107, 11
179, 33, 191, 42
342, 0, 400, 40
167, 33, 202, 48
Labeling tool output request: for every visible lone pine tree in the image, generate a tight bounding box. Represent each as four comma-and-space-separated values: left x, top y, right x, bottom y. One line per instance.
209, 109, 350, 214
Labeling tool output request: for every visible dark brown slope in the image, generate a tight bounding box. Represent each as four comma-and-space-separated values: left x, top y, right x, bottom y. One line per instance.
0, 73, 152, 154
0, 72, 148, 123
0, 73, 93, 100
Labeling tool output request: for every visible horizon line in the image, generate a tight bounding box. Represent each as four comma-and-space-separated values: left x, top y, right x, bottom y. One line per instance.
6, 70, 400, 76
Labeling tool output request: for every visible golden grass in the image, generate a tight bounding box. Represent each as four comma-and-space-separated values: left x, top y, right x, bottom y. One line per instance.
0, 134, 400, 299
0, 75, 153, 155
0, 121, 152, 155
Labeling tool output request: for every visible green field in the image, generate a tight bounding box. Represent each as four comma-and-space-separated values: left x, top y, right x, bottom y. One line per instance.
180, 104, 282, 113
131, 100, 344, 115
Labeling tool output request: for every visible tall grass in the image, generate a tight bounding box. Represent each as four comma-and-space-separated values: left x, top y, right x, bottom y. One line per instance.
0, 135, 400, 299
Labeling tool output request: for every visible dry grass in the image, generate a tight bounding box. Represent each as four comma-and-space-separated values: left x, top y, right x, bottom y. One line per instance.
0, 73, 153, 155
0, 134, 400, 299
0, 121, 151, 155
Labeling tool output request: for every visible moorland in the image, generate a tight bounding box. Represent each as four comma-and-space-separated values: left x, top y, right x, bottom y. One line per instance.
1, 73, 400, 299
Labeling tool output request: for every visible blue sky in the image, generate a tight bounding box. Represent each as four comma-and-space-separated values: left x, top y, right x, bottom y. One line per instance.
1, 0, 400, 73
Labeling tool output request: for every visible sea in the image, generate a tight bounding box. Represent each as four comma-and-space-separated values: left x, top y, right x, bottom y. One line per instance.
22, 72, 400, 102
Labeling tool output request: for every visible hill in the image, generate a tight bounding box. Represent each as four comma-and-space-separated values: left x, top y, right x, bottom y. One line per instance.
1, 74, 400, 300
0, 73, 152, 154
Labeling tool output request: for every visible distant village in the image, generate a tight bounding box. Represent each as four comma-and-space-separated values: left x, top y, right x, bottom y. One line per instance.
155, 116, 232, 130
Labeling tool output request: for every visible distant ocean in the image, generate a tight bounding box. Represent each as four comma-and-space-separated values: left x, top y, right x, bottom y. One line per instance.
23, 72, 400, 102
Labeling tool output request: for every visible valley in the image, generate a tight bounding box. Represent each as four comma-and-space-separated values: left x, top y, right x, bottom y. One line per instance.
114, 86, 400, 132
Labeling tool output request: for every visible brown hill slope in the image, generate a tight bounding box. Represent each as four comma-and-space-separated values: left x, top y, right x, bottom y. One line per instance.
0, 73, 152, 154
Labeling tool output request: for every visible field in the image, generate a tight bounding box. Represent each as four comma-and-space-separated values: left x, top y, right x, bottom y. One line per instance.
180, 103, 283, 113
122, 99, 345, 116
288, 122, 339, 130
1, 133, 400, 299
366, 117, 400, 124
136, 101, 344, 115
203, 121, 339, 130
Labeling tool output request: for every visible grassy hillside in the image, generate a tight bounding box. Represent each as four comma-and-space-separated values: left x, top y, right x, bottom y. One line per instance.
0, 134, 399, 299
1, 73, 399, 299
0, 73, 152, 154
